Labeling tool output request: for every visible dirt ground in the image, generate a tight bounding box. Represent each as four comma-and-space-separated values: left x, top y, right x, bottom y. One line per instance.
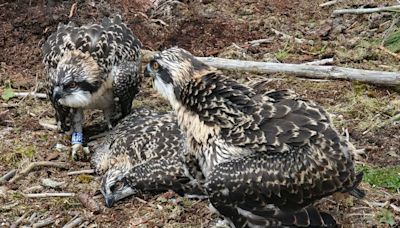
1, 0, 400, 227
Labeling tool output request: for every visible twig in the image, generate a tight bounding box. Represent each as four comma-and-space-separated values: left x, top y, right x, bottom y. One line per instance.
302, 58, 334, 65
32, 218, 55, 228
14, 92, 47, 99
23, 185, 44, 193
270, 28, 313, 45
379, 45, 400, 60
197, 56, 400, 87
319, 0, 342, 7
9, 161, 70, 184
333, 5, 400, 15
66, 169, 95, 175
11, 212, 29, 228
69, 2, 77, 18
135, 196, 163, 210
63, 216, 84, 228
0, 169, 16, 184
390, 203, 400, 212
0, 202, 19, 212
247, 38, 274, 46
39, 119, 59, 131
24, 192, 76, 198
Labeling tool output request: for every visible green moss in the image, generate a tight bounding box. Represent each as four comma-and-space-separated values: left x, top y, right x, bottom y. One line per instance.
376, 208, 396, 226
384, 29, 400, 53
76, 174, 93, 183
356, 165, 400, 192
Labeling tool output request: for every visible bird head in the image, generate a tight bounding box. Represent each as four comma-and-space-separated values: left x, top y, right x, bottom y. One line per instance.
50, 50, 103, 108
100, 167, 136, 208
144, 47, 215, 109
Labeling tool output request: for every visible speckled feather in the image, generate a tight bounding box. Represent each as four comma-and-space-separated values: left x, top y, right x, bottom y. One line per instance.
42, 14, 142, 131
92, 108, 205, 197
147, 48, 364, 227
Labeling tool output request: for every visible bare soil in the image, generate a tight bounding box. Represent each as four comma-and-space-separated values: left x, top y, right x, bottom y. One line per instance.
1, 0, 399, 227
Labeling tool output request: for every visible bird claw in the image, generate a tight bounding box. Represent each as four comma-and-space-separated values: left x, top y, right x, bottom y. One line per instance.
71, 143, 90, 160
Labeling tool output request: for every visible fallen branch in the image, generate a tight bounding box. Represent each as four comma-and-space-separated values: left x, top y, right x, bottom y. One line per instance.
0, 169, 16, 184
66, 169, 95, 175
32, 218, 55, 228
319, 0, 342, 7
24, 192, 75, 198
63, 216, 84, 228
302, 58, 334, 65
196, 57, 400, 87
14, 92, 47, 99
9, 161, 70, 184
333, 5, 400, 15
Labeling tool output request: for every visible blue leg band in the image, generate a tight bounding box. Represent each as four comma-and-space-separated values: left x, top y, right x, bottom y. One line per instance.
71, 132, 84, 144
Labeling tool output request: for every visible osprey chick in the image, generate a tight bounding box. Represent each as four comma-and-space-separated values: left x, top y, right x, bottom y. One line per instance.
42, 15, 142, 159
91, 108, 205, 208
144, 47, 364, 227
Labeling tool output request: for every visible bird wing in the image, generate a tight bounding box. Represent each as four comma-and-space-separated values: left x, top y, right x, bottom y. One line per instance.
182, 72, 362, 198
42, 14, 142, 73
206, 152, 362, 227
91, 110, 184, 174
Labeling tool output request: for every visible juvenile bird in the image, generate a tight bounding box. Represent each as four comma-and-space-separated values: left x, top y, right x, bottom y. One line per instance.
91, 108, 205, 207
144, 47, 364, 227
42, 14, 142, 159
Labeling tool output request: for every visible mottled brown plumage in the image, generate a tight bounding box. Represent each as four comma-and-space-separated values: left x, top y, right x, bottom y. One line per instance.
42, 14, 142, 159
91, 108, 205, 207
144, 47, 364, 227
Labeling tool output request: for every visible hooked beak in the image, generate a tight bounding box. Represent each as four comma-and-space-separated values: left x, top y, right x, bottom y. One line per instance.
104, 194, 115, 208
143, 64, 152, 78
52, 86, 63, 102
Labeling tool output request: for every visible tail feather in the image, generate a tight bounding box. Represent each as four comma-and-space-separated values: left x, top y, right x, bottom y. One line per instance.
241, 206, 337, 228
276, 206, 337, 227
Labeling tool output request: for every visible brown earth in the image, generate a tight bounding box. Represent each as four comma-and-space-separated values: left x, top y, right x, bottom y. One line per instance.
1, 0, 399, 227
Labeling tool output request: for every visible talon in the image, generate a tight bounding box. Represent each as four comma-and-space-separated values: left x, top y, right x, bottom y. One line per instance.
71, 143, 83, 160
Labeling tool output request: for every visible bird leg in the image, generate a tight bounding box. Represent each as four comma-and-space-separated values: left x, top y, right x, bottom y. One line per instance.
70, 108, 89, 160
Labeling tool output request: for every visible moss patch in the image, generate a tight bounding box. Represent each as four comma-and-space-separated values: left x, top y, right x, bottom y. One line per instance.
357, 165, 400, 192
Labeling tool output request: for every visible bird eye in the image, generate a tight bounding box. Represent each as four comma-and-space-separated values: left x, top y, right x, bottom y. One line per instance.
112, 181, 124, 191
152, 61, 159, 70
66, 81, 77, 89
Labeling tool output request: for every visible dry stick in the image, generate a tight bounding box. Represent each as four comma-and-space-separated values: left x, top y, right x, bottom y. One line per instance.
302, 58, 334, 66
270, 28, 313, 44
32, 218, 55, 228
39, 119, 59, 131
24, 192, 76, 198
379, 45, 400, 60
9, 161, 70, 184
319, 0, 342, 7
196, 57, 400, 87
333, 5, 400, 15
135, 196, 163, 210
10, 212, 29, 228
14, 92, 47, 99
66, 169, 95, 175
0, 169, 16, 184
63, 217, 84, 228
69, 2, 77, 18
